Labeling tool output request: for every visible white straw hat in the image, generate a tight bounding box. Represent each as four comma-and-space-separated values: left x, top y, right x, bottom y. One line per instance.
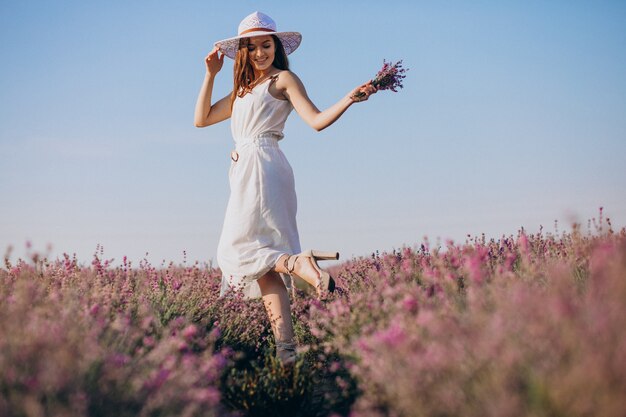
214, 11, 302, 59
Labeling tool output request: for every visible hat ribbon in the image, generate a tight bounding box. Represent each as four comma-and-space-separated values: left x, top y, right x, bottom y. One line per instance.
239, 27, 276, 36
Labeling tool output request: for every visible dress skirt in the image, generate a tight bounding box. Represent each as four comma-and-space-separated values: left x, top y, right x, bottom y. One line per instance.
217, 135, 301, 299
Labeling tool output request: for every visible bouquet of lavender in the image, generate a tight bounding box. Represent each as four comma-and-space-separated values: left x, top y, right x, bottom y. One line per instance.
352, 59, 408, 101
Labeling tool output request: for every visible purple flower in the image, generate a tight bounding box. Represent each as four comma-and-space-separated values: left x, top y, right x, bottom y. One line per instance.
352, 59, 409, 100
371, 59, 408, 92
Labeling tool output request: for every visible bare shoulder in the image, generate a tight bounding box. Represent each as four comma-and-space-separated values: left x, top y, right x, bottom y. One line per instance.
273, 70, 303, 89
269, 70, 306, 100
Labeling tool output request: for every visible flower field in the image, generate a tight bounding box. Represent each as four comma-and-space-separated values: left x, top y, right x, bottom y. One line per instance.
2, 210, 625, 417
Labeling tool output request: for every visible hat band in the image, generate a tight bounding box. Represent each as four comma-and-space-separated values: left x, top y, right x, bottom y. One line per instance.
239, 27, 276, 36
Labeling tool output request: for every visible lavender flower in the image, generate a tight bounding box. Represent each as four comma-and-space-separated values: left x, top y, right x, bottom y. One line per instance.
2, 208, 624, 416
352, 59, 408, 100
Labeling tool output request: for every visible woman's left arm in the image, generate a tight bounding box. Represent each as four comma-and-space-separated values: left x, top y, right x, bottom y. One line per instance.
279, 71, 377, 132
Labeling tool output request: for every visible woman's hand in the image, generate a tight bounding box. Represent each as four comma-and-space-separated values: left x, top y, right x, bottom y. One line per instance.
348, 80, 378, 103
205, 46, 225, 76
195, 46, 231, 127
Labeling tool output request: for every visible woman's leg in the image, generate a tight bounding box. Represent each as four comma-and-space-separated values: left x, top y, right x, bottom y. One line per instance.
257, 270, 296, 362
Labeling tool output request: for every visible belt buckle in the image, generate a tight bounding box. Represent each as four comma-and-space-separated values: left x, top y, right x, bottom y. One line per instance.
230, 150, 239, 162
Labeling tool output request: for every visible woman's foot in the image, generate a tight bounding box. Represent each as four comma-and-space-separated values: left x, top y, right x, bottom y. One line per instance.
284, 250, 339, 298
276, 339, 297, 367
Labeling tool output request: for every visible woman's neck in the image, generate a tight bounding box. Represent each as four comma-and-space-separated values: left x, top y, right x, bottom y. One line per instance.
253, 66, 277, 79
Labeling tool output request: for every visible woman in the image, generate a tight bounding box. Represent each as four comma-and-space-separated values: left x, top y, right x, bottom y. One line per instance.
194, 11, 376, 366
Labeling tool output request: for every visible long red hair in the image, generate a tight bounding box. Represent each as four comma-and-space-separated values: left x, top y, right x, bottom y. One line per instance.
230, 35, 290, 109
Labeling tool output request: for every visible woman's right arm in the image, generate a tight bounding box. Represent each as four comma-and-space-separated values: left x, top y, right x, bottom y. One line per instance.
194, 47, 231, 127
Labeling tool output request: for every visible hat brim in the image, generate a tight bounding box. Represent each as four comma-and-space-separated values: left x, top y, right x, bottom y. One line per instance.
214, 31, 302, 59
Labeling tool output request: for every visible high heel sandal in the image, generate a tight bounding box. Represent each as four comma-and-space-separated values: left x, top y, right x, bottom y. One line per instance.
276, 339, 297, 367
284, 250, 340, 298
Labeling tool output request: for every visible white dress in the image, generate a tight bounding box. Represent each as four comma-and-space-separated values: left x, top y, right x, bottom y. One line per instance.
217, 74, 301, 299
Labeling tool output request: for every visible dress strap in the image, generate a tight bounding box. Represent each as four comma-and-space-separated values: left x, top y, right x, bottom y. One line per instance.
269, 73, 280, 83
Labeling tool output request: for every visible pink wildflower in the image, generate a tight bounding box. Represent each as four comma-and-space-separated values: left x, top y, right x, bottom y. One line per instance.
464, 247, 489, 284
182, 324, 198, 340
518, 232, 530, 254
209, 326, 221, 339
374, 322, 406, 348
144, 369, 170, 391
329, 361, 342, 373
401, 257, 413, 273
142, 336, 156, 348
176, 339, 188, 352
109, 353, 130, 367
88, 303, 100, 316
402, 294, 419, 313
190, 387, 221, 405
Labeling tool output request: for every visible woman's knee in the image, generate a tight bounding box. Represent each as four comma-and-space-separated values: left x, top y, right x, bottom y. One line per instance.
257, 271, 285, 293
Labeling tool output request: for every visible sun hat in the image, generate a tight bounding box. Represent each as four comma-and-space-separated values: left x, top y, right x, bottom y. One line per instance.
214, 11, 302, 59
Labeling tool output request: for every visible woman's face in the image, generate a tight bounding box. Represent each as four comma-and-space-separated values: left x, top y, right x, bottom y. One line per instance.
246, 35, 275, 72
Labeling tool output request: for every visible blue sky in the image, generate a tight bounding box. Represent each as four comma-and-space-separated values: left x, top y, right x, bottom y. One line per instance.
1, 0, 625, 266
